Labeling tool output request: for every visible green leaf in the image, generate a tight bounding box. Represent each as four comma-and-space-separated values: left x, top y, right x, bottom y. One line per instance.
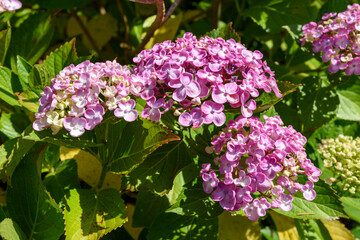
41, 38, 78, 79
132, 191, 170, 228
254, 81, 300, 113
337, 76, 360, 121
0, 218, 27, 240
147, 213, 218, 240
294, 219, 332, 240
16, 55, 32, 87
8, 12, 54, 71
273, 180, 347, 220
23, 126, 103, 149
0, 12, 14, 30
260, 106, 279, 122
63, 188, 127, 239
243, 0, 319, 33
340, 197, 360, 223
0, 113, 22, 139
44, 159, 80, 203
204, 22, 241, 42
182, 124, 217, 165
0, 66, 23, 107
107, 118, 180, 174
28, 64, 51, 88
298, 77, 339, 134
122, 140, 192, 194
167, 177, 223, 218
6, 153, 64, 240
44, 143, 60, 168
0, 28, 11, 66
16, 86, 42, 112
5, 138, 36, 180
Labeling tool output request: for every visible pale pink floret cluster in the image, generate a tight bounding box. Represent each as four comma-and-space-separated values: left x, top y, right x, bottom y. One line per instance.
0, 0, 22, 12
33, 60, 138, 137
301, 3, 360, 75
201, 115, 321, 221
133, 32, 282, 128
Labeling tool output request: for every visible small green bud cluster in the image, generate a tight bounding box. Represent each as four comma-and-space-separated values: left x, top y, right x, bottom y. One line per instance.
318, 134, 360, 194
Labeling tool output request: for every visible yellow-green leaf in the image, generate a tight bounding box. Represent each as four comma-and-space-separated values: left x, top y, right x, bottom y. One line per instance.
321, 220, 354, 240
270, 211, 300, 240
144, 13, 183, 49
218, 211, 261, 240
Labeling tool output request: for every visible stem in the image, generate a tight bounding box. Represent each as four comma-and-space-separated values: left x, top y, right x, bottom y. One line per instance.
134, 0, 165, 54
212, 0, 222, 29
164, 0, 182, 22
97, 164, 108, 190
116, 0, 131, 58
71, 10, 105, 61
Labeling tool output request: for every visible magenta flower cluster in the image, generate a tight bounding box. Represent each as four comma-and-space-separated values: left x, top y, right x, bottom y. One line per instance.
301, 3, 360, 75
132, 32, 282, 128
0, 0, 22, 12
33, 60, 138, 137
201, 115, 321, 221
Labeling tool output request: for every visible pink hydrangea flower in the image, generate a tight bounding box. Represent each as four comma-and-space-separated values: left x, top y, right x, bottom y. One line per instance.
301, 3, 360, 75
201, 115, 321, 221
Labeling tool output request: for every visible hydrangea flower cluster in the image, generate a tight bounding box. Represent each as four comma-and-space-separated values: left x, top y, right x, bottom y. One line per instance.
318, 134, 360, 194
33, 60, 138, 137
301, 3, 360, 75
0, 0, 22, 12
201, 115, 321, 221
132, 32, 282, 128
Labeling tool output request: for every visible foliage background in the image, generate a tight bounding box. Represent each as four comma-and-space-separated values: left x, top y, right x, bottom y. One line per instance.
0, 0, 359, 239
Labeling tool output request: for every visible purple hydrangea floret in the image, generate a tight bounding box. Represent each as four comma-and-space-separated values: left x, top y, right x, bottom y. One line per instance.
33, 60, 139, 136
301, 3, 360, 75
201, 115, 322, 221
132, 32, 282, 128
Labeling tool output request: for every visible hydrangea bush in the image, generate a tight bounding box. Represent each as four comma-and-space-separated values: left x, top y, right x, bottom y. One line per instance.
0, 0, 359, 239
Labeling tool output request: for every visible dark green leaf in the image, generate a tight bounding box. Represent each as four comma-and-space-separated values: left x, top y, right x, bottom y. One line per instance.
337, 76, 360, 121
243, 0, 318, 33
6, 153, 64, 240
167, 177, 223, 218
44, 159, 80, 203
147, 213, 218, 240
8, 12, 54, 71
298, 77, 339, 134
107, 118, 180, 174
44, 143, 60, 168
63, 188, 127, 239
23, 126, 103, 149
0, 28, 11, 66
0, 218, 27, 240
254, 81, 300, 113
294, 219, 332, 240
101, 226, 134, 240
273, 179, 347, 220
0, 66, 23, 107
122, 140, 192, 194
132, 192, 170, 228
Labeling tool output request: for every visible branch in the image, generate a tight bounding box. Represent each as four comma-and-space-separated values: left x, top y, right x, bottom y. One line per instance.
164, 0, 182, 22
133, 0, 165, 54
